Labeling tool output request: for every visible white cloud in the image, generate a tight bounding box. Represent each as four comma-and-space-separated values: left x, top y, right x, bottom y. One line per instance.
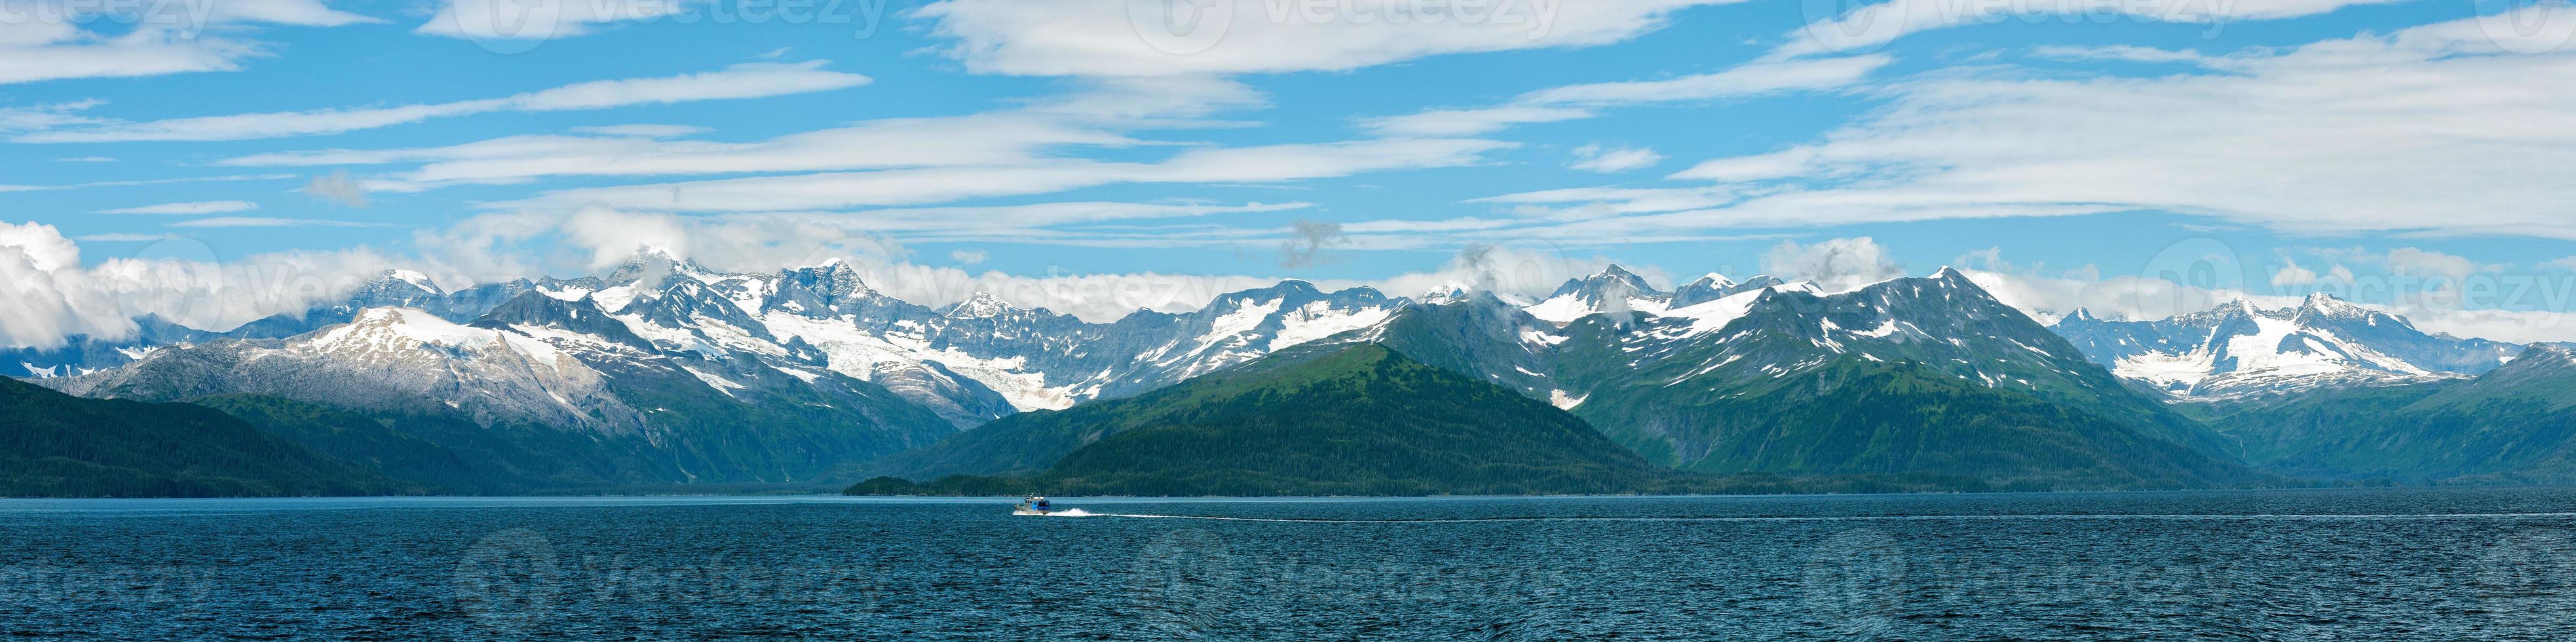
1566, 144, 1665, 173
215, 78, 1258, 192
489, 137, 1511, 212
169, 217, 387, 228
305, 170, 368, 207
225, 113, 1136, 188
0, 0, 375, 85
1762, 236, 1904, 292
17, 62, 869, 142
0, 173, 297, 193
2029, 44, 2217, 65
0, 221, 411, 347
2549, 257, 2576, 271
1363, 56, 1888, 136
1551, 9, 2576, 240
2271, 258, 2319, 287
71, 233, 180, 242
2385, 247, 2481, 283
99, 200, 259, 215
917, 0, 1747, 77
1776, 0, 2412, 58
418, 0, 689, 41
949, 249, 989, 265
567, 124, 710, 138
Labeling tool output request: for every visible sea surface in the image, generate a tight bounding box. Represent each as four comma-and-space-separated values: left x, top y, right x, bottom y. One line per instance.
3, 487, 2574, 640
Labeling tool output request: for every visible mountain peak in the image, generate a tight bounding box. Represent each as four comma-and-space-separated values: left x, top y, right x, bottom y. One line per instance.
1419, 284, 1475, 305
356, 269, 445, 296
941, 292, 1018, 318
2300, 292, 2366, 314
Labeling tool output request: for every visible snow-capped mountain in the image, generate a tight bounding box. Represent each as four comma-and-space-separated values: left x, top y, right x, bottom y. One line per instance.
1670, 273, 1784, 308
1523, 265, 1671, 324
0, 269, 533, 379
41, 292, 961, 486
1348, 268, 2248, 484
2051, 293, 2523, 400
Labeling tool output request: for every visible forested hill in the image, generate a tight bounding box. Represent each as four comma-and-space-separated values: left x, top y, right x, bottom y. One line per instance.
852, 343, 1672, 496
0, 377, 419, 497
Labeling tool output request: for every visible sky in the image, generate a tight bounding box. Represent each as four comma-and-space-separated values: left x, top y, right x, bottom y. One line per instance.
4, 0, 2576, 347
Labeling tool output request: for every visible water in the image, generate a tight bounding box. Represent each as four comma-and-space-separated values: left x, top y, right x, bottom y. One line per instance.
3, 487, 2575, 640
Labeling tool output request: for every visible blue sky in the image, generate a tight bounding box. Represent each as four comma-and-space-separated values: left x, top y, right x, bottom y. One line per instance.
4, 0, 2576, 345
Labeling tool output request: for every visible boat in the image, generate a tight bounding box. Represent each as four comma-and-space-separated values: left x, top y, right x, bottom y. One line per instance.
1012, 496, 1059, 516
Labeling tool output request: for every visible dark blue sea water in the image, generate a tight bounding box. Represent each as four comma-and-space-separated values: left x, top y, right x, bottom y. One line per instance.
3, 487, 2575, 640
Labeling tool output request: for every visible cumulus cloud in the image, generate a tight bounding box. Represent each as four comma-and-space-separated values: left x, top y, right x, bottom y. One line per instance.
1371, 242, 1635, 301
2271, 258, 2320, 288
0, 221, 414, 348
1762, 236, 1904, 292
949, 249, 989, 265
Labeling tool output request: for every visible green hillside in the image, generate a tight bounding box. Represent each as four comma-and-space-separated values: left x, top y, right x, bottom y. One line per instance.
2188, 347, 2576, 483
854, 343, 1670, 496
0, 377, 421, 497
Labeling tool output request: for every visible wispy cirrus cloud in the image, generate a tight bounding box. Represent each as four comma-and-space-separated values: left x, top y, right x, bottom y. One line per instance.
170, 216, 388, 229
15, 61, 869, 143
1361, 55, 1889, 137
916, 0, 1752, 77
484, 137, 1513, 212
0, 0, 376, 85
1496, 9, 2576, 242
99, 200, 259, 215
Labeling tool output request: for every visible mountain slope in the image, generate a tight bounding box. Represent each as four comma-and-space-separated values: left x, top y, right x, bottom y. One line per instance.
0, 377, 417, 497
2186, 345, 2576, 483
863, 343, 1666, 495
41, 295, 959, 487
1352, 269, 2259, 491
2052, 294, 2522, 399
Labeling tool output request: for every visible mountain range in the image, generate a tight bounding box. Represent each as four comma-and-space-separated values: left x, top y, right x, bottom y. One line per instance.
6, 251, 2570, 495
2053, 294, 2523, 399
858, 343, 1673, 497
